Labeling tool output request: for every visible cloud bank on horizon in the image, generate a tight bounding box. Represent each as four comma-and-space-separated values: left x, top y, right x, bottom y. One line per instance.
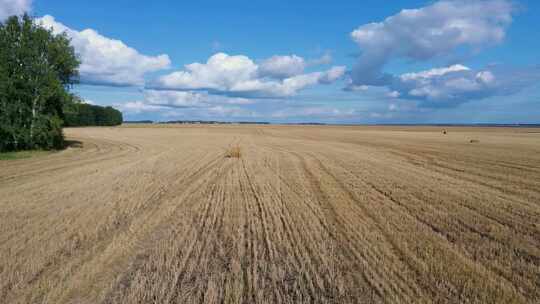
1, 0, 539, 121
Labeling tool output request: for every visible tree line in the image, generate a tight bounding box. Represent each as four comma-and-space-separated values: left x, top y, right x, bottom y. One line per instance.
0, 15, 122, 152
64, 101, 123, 127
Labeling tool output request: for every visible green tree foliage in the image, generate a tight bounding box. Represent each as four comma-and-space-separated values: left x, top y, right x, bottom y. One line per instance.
0, 14, 80, 152
64, 99, 123, 127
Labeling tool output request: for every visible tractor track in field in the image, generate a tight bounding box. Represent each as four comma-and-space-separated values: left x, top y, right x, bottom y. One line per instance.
1, 125, 539, 303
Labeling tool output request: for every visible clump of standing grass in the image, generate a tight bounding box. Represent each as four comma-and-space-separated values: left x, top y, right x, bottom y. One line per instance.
225, 145, 241, 158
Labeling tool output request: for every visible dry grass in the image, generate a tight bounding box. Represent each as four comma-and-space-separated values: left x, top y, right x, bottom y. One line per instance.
224, 145, 241, 158
0, 125, 539, 303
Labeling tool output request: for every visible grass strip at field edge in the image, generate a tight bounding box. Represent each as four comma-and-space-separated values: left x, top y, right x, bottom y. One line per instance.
0, 150, 54, 161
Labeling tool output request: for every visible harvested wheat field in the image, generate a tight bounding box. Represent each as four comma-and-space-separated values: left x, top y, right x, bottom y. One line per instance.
1, 125, 539, 304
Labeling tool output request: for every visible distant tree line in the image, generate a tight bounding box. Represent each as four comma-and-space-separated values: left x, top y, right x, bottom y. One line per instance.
64, 101, 123, 127
0, 15, 122, 152
124, 120, 153, 124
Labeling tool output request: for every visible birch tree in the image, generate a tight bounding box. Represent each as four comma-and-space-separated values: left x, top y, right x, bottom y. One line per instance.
0, 14, 79, 151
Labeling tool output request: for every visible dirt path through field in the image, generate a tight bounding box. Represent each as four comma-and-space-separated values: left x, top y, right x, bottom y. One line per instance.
1, 125, 539, 303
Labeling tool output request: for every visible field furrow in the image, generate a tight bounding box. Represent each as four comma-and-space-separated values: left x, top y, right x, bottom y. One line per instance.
1, 125, 539, 303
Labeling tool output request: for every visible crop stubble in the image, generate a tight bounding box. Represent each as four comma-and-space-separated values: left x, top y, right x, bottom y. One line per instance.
0, 125, 539, 303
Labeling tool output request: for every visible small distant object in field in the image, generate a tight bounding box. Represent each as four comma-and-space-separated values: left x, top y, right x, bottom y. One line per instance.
225, 145, 241, 158
443, 129, 447, 134
469, 139, 480, 143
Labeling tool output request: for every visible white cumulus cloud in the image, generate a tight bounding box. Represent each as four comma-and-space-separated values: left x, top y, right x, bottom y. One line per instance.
308, 53, 333, 66
386, 64, 540, 107
116, 101, 167, 114
259, 55, 306, 79
154, 53, 257, 92
258, 54, 333, 79
36, 15, 171, 87
0, 0, 31, 20
344, 0, 540, 107
349, 0, 514, 87
399, 64, 470, 82
143, 90, 253, 108
117, 89, 255, 117
151, 53, 345, 98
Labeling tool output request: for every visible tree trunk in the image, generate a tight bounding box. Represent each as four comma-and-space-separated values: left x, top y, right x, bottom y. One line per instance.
29, 95, 38, 145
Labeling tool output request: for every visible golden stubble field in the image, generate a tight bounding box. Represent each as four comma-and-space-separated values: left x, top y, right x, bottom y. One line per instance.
0, 124, 539, 304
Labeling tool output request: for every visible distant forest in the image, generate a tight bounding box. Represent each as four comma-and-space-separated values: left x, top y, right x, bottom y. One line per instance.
64, 103, 123, 127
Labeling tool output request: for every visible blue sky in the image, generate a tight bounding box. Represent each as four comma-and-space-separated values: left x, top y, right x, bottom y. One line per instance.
3, 0, 540, 123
